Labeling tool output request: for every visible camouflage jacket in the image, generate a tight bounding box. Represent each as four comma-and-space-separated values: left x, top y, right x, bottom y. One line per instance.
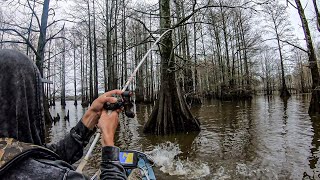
0, 137, 59, 174
0, 121, 127, 180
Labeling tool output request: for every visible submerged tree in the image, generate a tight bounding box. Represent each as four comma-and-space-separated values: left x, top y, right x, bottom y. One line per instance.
143, 0, 201, 135
262, 2, 292, 98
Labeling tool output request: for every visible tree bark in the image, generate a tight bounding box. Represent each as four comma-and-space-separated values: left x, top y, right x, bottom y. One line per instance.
143, 0, 200, 135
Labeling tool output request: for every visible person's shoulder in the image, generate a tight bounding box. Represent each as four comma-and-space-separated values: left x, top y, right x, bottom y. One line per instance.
0, 138, 60, 174
2, 157, 73, 180
0, 138, 87, 179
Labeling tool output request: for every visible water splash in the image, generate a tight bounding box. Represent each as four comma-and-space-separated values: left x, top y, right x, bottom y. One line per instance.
146, 142, 210, 179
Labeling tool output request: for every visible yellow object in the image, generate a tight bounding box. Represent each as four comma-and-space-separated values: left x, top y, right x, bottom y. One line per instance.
123, 153, 134, 164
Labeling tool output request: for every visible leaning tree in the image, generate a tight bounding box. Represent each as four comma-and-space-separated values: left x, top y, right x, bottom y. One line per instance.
292, 0, 320, 115
143, 0, 201, 135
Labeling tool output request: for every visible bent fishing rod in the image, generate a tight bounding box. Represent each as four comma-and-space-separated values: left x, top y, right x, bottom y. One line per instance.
76, 28, 173, 173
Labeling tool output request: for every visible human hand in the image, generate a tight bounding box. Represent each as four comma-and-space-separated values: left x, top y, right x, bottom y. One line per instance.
98, 110, 120, 146
82, 90, 122, 130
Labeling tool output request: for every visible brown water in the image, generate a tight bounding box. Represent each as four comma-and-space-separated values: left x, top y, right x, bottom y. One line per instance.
48, 94, 320, 179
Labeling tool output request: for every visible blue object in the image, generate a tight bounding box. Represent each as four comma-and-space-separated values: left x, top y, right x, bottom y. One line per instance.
121, 151, 156, 180
119, 152, 135, 165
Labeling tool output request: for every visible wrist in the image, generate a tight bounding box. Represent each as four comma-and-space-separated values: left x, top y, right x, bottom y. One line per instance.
101, 134, 114, 146
82, 110, 99, 130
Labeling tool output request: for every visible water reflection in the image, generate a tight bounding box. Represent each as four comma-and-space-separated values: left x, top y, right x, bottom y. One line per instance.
306, 116, 320, 179
47, 95, 320, 179
47, 101, 86, 143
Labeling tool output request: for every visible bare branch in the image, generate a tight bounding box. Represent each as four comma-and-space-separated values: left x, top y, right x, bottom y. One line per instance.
171, 1, 262, 29
0, 40, 27, 44
128, 7, 160, 16
26, 0, 41, 28
262, 37, 307, 53
47, 19, 76, 28
0, 21, 40, 32
0, 28, 39, 56
128, 15, 157, 41
46, 24, 65, 43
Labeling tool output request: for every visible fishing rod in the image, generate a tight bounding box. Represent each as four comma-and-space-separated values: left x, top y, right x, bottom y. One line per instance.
76, 28, 173, 173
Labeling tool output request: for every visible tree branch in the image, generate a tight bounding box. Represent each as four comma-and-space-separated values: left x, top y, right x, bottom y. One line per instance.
171, 1, 267, 29
47, 19, 77, 29
0, 28, 39, 56
46, 24, 65, 43
128, 15, 157, 41
312, 0, 320, 32
0, 21, 40, 32
26, 0, 41, 28
262, 37, 308, 53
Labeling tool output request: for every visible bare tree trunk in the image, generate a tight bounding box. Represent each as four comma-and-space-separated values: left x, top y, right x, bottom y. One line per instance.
294, 0, 320, 115
192, 1, 198, 94
93, 0, 98, 100
135, 28, 145, 102
81, 37, 85, 104
36, 0, 52, 123
87, 0, 93, 103
73, 37, 77, 106
276, 33, 291, 98
47, 40, 52, 105
107, 0, 114, 90
61, 29, 66, 108
200, 25, 209, 92
52, 42, 56, 106
113, 0, 119, 89
149, 12, 154, 101
26, 0, 35, 56
177, 0, 192, 94
85, 37, 89, 105
239, 12, 250, 92
220, 3, 231, 87
122, 0, 127, 87
144, 0, 200, 135
299, 62, 306, 93
103, 44, 107, 92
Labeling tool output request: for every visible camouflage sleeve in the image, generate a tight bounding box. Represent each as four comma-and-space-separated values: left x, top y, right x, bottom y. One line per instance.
45, 120, 95, 164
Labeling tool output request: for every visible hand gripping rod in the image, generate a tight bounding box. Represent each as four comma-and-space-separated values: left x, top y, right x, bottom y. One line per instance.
76, 29, 173, 173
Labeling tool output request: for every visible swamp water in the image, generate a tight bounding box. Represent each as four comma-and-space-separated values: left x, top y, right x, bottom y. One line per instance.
48, 94, 320, 179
